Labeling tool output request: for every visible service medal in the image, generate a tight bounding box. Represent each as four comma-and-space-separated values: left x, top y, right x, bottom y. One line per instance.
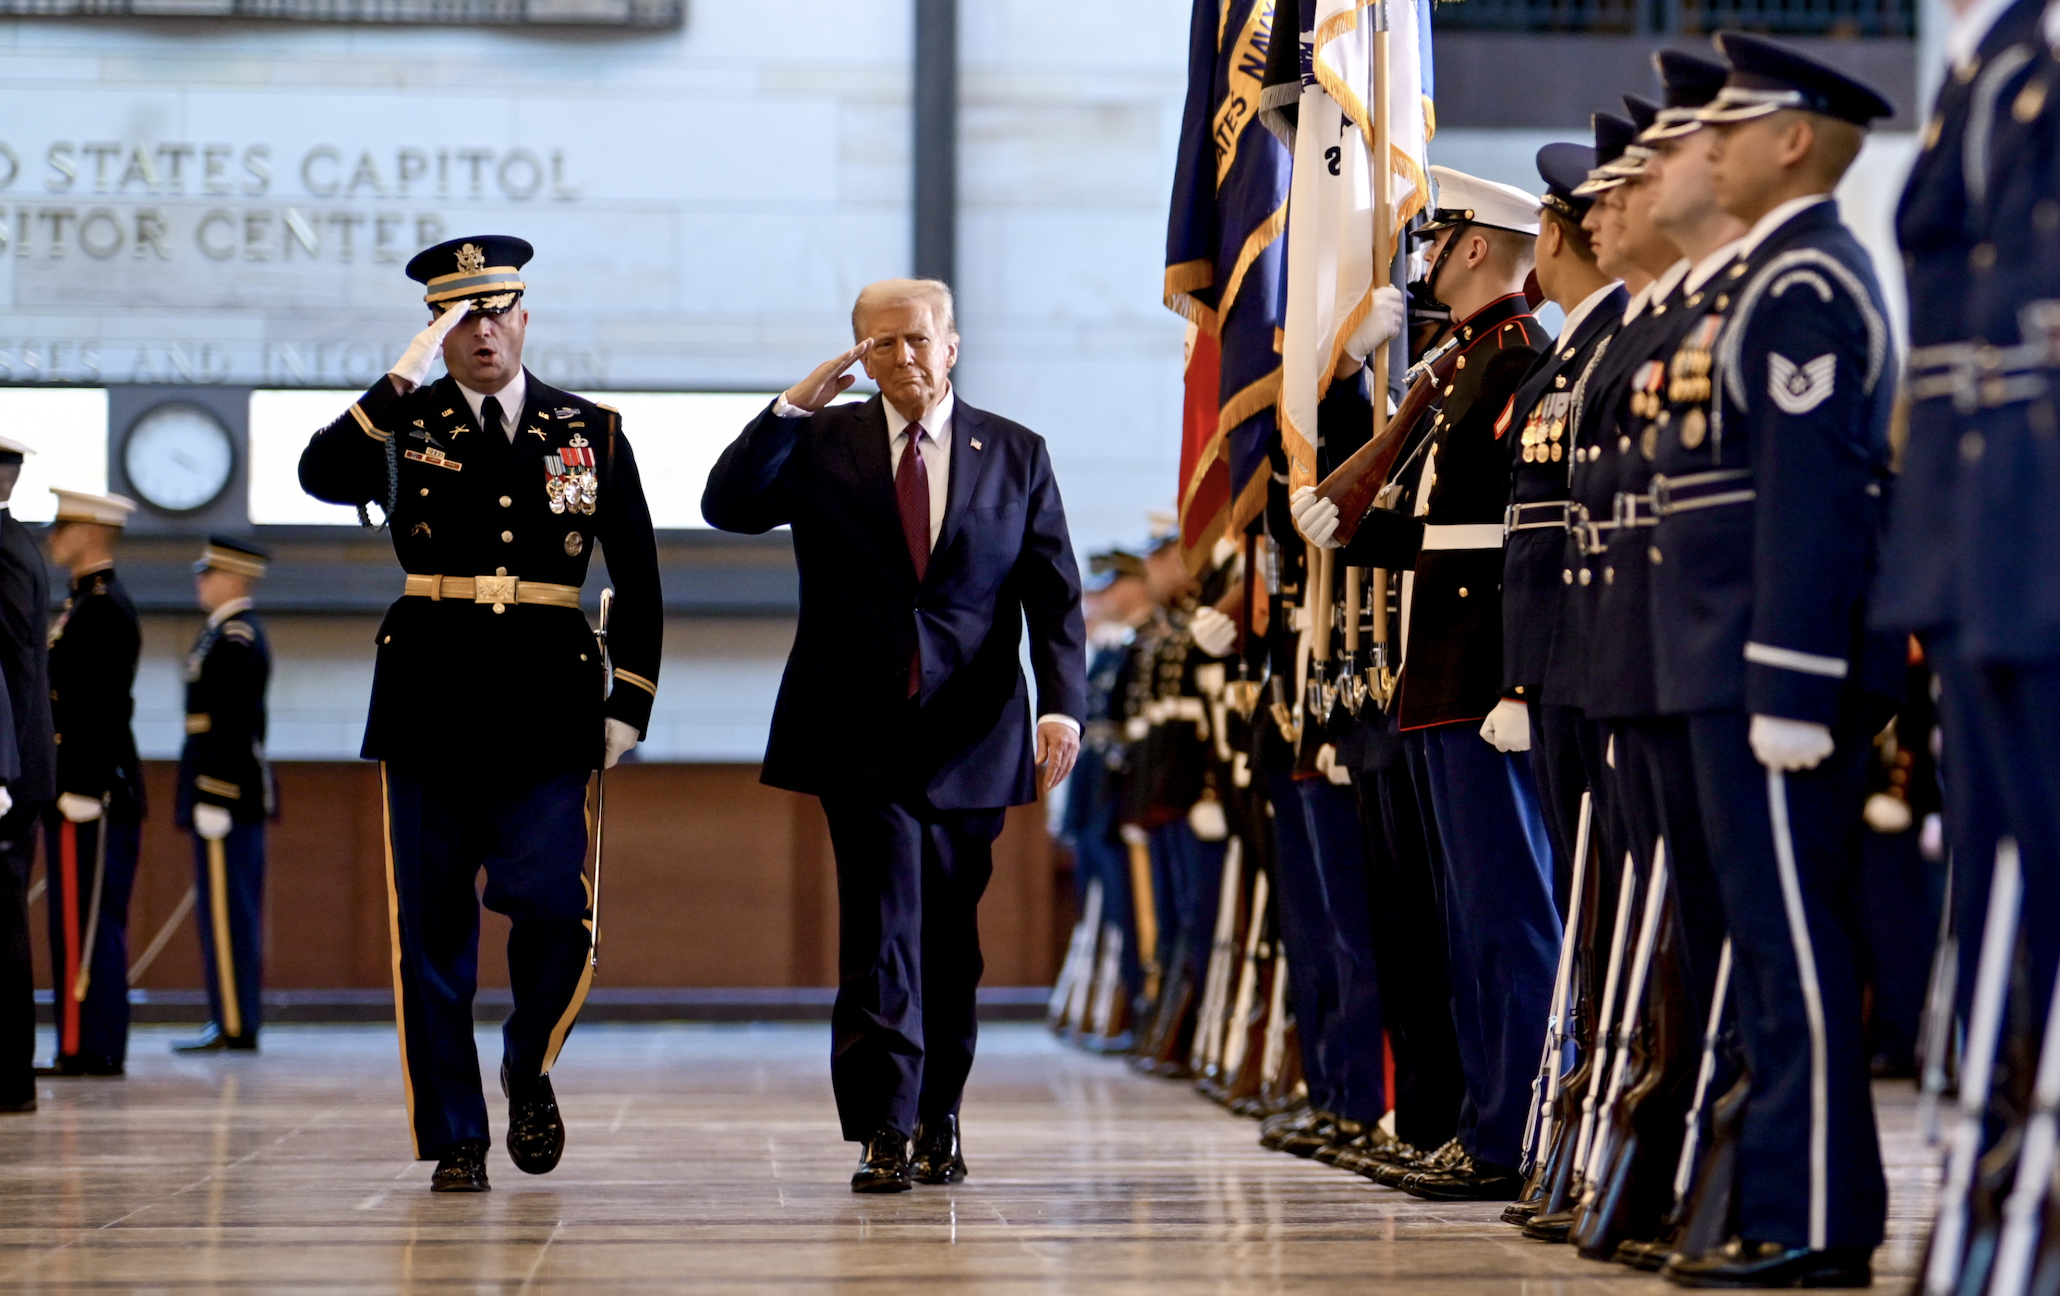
1640, 424, 1659, 460
1680, 407, 1709, 450
565, 530, 584, 556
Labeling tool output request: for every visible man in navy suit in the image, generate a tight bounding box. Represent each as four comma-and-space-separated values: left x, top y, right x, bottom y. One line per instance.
703, 278, 1088, 1193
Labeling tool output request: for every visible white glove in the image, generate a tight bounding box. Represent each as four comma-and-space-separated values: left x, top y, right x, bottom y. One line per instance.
1480, 697, 1532, 753
193, 804, 233, 840
57, 793, 102, 823
1187, 795, 1228, 842
1862, 792, 1913, 834
0, 787, 12, 818
389, 301, 470, 389
1748, 714, 1835, 772
1191, 607, 1237, 658
604, 717, 639, 770
1290, 485, 1342, 550
1343, 285, 1407, 367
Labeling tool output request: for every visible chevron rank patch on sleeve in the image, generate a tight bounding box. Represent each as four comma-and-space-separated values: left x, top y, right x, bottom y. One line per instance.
1768, 352, 1837, 414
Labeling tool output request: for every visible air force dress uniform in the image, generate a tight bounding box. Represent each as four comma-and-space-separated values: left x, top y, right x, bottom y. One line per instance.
1644, 38, 1899, 1275
42, 491, 145, 1075
177, 538, 274, 1052
298, 236, 663, 1184
1880, 0, 2060, 1042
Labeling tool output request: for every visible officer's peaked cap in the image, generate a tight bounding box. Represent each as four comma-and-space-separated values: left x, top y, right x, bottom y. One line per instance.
406, 235, 533, 308
1537, 143, 1600, 220
1643, 49, 1731, 140
0, 434, 34, 465
1699, 32, 1894, 126
51, 489, 136, 528
195, 535, 271, 579
1574, 112, 1638, 196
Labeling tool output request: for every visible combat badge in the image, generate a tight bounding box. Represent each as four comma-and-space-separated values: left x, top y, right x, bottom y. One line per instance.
545, 433, 599, 515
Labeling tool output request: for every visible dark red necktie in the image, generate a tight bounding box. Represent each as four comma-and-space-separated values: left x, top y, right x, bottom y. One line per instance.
896, 423, 930, 696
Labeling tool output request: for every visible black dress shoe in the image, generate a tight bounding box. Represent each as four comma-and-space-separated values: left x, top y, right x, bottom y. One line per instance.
1662, 1238, 1872, 1288
1338, 1128, 1419, 1178
173, 1024, 257, 1053
1257, 1102, 1317, 1150
431, 1139, 491, 1193
1615, 1238, 1673, 1271
852, 1127, 912, 1194
500, 1064, 565, 1175
1400, 1157, 1526, 1202
1310, 1119, 1369, 1164
1369, 1136, 1463, 1187
911, 1115, 967, 1185
1280, 1113, 1358, 1159
0, 1095, 34, 1113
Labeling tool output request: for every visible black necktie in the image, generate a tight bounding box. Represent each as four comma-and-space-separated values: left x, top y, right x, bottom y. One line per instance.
481, 396, 504, 440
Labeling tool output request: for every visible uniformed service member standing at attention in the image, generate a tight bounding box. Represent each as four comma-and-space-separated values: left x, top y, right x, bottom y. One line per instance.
38, 490, 145, 1078
175, 537, 274, 1057
0, 436, 49, 1113
1642, 37, 1899, 1289
299, 236, 662, 1194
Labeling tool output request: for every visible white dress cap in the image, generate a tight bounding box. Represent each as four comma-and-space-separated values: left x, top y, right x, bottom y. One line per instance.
1424, 166, 1545, 237
51, 489, 139, 528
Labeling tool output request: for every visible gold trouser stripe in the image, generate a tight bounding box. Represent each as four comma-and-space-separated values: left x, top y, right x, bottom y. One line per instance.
401, 574, 583, 609
378, 764, 421, 1158
205, 836, 242, 1039
540, 790, 598, 1075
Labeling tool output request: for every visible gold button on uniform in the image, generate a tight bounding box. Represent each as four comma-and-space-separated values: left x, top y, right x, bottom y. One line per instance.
1563, 569, 1573, 584
1458, 587, 1469, 598
1578, 568, 1592, 585
419, 488, 429, 497
496, 567, 507, 577
501, 530, 514, 543
1971, 243, 1997, 270
500, 496, 513, 508
1649, 545, 1664, 565
1961, 431, 1986, 460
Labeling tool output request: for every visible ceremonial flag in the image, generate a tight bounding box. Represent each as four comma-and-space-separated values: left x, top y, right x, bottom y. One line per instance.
1277, 0, 1435, 488
1165, 0, 1294, 572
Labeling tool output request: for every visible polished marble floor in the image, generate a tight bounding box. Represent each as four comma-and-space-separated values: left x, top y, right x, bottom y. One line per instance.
0, 1023, 1937, 1294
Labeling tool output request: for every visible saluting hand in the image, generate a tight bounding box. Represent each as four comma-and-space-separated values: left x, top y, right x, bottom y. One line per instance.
1036, 719, 1081, 795
390, 300, 471, 392
782, 339, 874, 413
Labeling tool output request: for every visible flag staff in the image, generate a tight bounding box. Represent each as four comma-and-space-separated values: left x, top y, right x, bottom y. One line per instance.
1365, 0, 1397, 705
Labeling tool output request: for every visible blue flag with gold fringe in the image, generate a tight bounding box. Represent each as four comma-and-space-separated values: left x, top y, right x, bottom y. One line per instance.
1166, 0, 1293, 568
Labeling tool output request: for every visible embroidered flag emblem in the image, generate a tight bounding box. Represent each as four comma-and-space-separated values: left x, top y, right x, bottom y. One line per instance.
1769, 353, 1837, 414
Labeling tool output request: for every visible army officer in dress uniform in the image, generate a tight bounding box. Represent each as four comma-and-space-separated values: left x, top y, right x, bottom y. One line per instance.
38, 490, 144, 1077
175, 537, 274, 1057
299, 235, 662, 1194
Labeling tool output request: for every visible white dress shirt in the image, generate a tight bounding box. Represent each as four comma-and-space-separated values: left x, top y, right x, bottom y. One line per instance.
883, 386, 955, 553
457, 369, 527, 442
1734, 194, 1834, 264
1556, 280, 1624, 348
207, 596, 254, 629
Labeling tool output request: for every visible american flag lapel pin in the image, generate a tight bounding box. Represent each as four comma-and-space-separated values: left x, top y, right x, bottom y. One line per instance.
969, 438, 982, 450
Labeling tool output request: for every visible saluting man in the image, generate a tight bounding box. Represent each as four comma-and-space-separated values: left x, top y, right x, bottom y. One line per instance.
38, 490, 145, 1078
299, 236, 662, 1194
1642, 37, 1900, 1289
175, 537, 274, 1056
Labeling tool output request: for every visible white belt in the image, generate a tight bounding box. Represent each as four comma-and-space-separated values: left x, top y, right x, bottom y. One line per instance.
1420, 523, 1505, 551
1142, 697, 1207, 725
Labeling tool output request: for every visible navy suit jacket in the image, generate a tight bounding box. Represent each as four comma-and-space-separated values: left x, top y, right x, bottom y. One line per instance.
702, 393, 1088, 810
